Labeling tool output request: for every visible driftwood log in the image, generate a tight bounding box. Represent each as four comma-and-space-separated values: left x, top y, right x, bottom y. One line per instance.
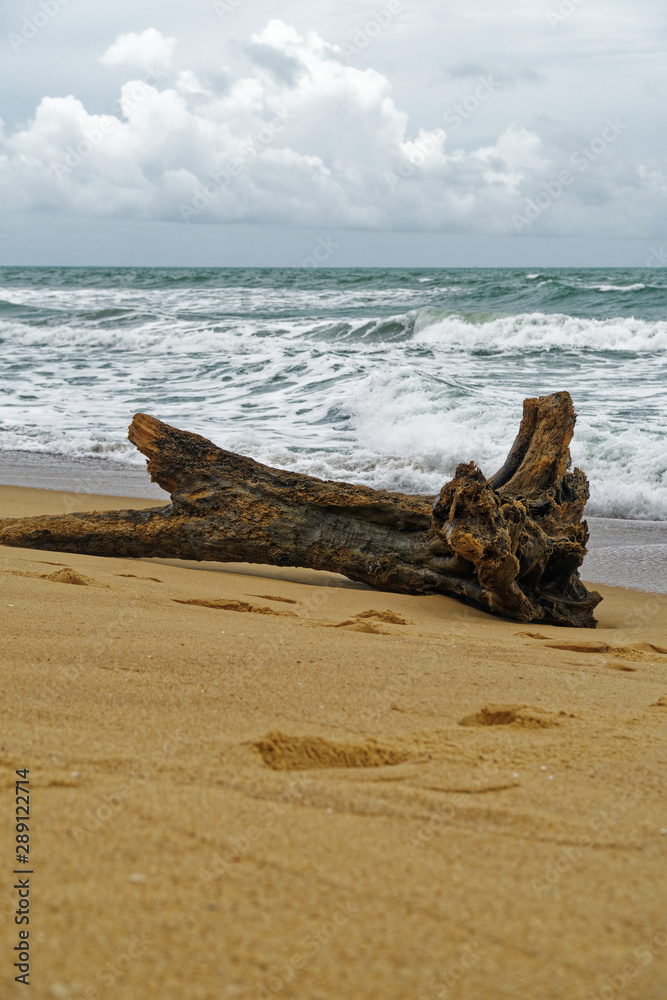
0, 391, 602, 627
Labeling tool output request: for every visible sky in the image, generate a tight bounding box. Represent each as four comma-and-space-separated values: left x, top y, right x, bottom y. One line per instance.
0, 0, 665, 266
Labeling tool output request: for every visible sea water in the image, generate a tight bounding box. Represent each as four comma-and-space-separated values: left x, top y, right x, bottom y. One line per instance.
0, 266, 665, 520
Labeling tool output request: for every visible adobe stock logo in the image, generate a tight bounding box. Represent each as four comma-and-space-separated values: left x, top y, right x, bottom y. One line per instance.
341, 1, 403, 57
49, 66, 170, 181
546, 0, 587, 29
7, 0, 73, 53
179, 109, 295, 222
301, 235, 340, 267
512, 117, 628, 232
645, 245, 667, 267
442, 76, 501, 130
384, 127, 445, 191
212, 0, 244, 16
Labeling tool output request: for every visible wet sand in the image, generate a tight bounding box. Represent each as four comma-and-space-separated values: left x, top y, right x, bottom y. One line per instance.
1, 453, 666, 592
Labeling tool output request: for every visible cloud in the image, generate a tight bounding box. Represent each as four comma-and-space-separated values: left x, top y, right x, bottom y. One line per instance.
99, 28, 177, 72
0, 19, 664, 238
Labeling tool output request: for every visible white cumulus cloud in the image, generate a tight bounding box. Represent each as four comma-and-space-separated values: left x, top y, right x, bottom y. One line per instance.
99, 28, 177, 72
0, 20, 663, 238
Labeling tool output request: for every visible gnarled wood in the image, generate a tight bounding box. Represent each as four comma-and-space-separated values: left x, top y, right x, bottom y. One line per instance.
0, 391, 602, 626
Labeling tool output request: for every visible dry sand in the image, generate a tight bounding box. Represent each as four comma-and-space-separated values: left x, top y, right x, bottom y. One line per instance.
1, 484, 666, 1000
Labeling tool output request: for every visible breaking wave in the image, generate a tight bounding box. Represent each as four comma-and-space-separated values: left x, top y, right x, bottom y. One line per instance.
0, 266, 665, 519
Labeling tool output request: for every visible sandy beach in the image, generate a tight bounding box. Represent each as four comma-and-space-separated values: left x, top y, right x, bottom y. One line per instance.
1, 483, 666, 1000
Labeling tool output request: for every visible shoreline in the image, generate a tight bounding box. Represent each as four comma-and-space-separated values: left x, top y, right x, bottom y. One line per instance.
0, 464, 665, 593
0, 449, 167, 500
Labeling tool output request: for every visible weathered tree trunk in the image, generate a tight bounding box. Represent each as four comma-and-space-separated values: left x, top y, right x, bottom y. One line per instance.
0, 391, 602, 627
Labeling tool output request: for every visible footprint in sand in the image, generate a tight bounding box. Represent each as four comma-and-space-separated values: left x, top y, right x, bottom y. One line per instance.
545, 641, 667, 662
459, 704, 566, 729
173, 598, 296, 617
253, 731, 410, 770
46, 568, 94, 586
10, 566, 103, 587
329, 609, 414, 634
517, 633, 667, 666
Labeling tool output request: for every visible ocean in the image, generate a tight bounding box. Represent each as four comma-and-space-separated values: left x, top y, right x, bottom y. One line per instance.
0, 266, 666, 523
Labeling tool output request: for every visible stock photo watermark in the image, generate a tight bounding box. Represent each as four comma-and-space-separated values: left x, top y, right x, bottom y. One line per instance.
179, 108, 295, 221
64, 930, 154, 1000
417, 941, 482, 1000
7, 0, 73, 53
645, 244, 667, 267
443, 75, 501, 130
68, 732, 183, 845
212, 0, 244, 18
385, 129, 444, 190
301, 235, 340, 267
50, 65, 170, 181
385, 75, 501, 191
403, 727, 519, 857
530, 779, 645, 898
546, 0, 587, 29
586, 924, 667, 1000
340, 0, 403, 58
253, 901, 358, 998
512, 116, 628, 232
199, 772, 312, 883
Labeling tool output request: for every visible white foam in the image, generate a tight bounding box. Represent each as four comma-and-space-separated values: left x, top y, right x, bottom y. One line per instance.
590, 283, 646, 292
1, 299, 666, 520
413, 310, 667, 354
0, 282, 440, 322
3, 307, 666, 358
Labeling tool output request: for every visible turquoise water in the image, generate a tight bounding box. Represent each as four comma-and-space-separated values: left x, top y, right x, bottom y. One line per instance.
0, 266, 666, 519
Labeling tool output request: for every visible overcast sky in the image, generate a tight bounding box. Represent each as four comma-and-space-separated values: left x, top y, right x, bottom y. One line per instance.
0, 0, 665, 266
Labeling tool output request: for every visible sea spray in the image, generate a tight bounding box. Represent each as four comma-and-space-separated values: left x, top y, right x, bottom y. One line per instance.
0, 266, 665, 519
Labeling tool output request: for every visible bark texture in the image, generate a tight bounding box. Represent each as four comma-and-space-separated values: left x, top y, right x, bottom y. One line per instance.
0, 391, 602, 626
